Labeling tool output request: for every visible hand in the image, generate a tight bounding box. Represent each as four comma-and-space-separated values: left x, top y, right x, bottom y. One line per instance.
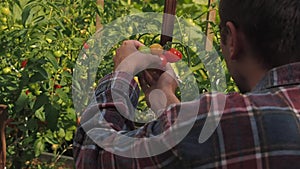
114, 40, 162, 75
139, 64, 180, 113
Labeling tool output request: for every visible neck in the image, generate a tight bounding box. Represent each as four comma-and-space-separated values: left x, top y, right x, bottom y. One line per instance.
242, 58, 268, 92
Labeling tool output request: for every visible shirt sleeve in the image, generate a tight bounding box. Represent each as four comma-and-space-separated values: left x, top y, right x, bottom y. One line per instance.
73, 71, 182, 169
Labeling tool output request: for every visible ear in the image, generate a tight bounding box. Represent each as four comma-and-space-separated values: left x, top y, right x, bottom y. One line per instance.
225, 22, 240, 60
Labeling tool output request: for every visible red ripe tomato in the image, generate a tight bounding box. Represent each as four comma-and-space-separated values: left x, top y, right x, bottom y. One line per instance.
83, 43, 89, 49
54, 84, 62, 89
21, 60, 28, 68
25, 89, 30, 95
164, 48, 182, 63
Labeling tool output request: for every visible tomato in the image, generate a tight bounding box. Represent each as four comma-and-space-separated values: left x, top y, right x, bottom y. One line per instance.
51, 144, 59, 151
150, 43, 163, 55
34, 90, 42, 95
83, 43, 89, 49
25, 89, 30, 95
0, 25, 7, 30
164, 48, 182, 63
54, 50, 63, 57
54, 84, 62, 89
187, 18, 195, 26
3, 67, 11, 74
1, 7, 10, 16
80, 29, 87, 35
1, 17, 7, 23
21, 60, 28, 68
46, 38, 53, 44
138, 46, 151, 53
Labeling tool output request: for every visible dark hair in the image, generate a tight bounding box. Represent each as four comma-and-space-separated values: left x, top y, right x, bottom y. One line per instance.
219, 0, 300, 68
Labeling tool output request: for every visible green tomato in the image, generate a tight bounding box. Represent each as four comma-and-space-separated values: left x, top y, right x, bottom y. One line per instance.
187, 18, 195, 26
29, 83, 39, 90
1, 17, 7, 23
3, 67, 11, 74
54, 50, 63, 57
34, 90, 42, 96
138, 46, 151, 53
46, 38, 52, 44
0, 25, 7, 30
1, 7, 10, 16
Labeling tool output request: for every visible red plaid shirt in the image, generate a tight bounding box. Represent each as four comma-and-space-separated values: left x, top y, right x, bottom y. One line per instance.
73, 62, 300, 169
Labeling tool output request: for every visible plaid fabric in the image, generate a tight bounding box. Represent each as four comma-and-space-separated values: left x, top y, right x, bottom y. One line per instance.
73, 63, 300, 169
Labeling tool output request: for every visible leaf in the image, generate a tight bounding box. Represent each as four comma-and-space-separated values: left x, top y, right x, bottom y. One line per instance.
32, 16, 45, 24
35, 106, 45, 121
55, 88, 68, 103
29, 72, 47, 83
35, 66, 48, 79
44, 130, 57, 144
27, 118, 38, 130
22, 5, 32, 27
45, 104, 59, 131
45, 52, 59, 69
34, 137, 45, 157
20, 71, 29, 88
54, 17, 66, 30
57, 128, 65, 138
33, 94, 49, 111
65, 130, 73, 141
15, 91, 29, 112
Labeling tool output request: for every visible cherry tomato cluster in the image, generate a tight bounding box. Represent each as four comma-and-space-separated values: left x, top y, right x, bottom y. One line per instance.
138, 43, 183, 67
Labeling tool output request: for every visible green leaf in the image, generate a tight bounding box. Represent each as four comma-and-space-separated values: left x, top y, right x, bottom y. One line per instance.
45, 52, 59, 69
65, 130, 73, 141
45, 104, 59, 131
35, 106, 45, 121
55, 88, 68, 102
34, 137, 45, 157
57, 128, 65, 138
22, 5, 31, 27
29, 72, 47, 83
33, 94, 49, 111
27, 118, 38, 130
15, 91, 29, 112
54, 17, 65, 30
44, 130, 57, 144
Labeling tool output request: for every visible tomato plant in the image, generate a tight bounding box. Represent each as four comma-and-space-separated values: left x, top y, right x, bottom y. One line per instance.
0, 0, 101, 167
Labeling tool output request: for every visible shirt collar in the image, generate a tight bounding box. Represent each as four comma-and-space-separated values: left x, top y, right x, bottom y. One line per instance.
252, 62, 300, 92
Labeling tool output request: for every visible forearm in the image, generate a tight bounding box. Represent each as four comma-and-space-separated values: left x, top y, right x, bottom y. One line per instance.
80, 71, 140, 130
74, 71, 181, 168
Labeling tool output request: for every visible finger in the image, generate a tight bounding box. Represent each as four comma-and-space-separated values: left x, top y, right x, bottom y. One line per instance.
122, 40, 144, 49
162, 63, 180, 86
122, 40, 129, 46
132, 40, 145, 48
116, 48, 120, 56
143, 70, 155, 86
164, 63, 176, 78
138, 73, 149, 93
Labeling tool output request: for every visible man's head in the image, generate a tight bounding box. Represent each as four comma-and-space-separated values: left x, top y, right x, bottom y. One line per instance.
219, 0, 300, 92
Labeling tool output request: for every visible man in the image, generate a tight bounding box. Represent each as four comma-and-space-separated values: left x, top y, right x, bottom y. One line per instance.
74, 0, 300, 168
